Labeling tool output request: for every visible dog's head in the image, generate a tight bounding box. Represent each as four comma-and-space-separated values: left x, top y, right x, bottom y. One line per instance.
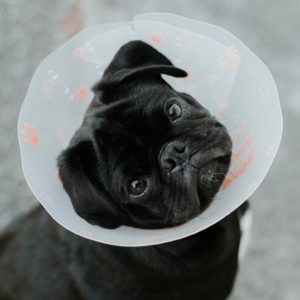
57, 41, 232, 229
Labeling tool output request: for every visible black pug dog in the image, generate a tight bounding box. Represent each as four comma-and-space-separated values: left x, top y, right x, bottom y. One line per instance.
0, 40, 248, 300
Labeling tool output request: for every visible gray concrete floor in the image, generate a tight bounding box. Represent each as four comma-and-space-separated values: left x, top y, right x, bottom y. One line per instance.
1, 0, 299, 299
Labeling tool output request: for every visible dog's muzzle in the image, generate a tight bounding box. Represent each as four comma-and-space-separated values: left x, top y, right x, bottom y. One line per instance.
159, 140, 230, 173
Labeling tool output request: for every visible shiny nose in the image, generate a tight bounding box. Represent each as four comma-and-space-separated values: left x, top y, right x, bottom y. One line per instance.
160, 141, 188, 171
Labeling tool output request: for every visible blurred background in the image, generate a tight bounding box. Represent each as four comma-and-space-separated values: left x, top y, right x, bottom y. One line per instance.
0, 0, 299, 299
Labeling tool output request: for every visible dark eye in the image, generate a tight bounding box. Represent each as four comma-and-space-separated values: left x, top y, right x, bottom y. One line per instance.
128, 178, 147, 196
166, 102, 182, 121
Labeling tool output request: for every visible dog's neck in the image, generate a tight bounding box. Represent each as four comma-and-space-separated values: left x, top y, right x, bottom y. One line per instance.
61, 215, 233, 274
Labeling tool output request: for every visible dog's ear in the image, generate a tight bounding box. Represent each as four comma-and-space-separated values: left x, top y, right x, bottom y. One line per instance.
92, 40, 187, 91
57, 127, 124, 229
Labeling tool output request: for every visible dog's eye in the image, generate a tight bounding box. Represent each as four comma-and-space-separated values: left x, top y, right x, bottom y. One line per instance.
128, 178, 147, 196
166, 102, 182, 121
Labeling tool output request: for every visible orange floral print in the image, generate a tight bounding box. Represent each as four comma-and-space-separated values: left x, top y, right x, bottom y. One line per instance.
222, 150, 255, 190
221, 124, 255, 190
230, 136, 253, 165
22, 123, 39, 148
149, 32, 164, 44
73, 46, 85, 58
75, 87, 88, 102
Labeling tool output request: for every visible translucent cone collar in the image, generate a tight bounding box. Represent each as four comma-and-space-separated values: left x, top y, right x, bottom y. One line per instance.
18, 13, 282, 246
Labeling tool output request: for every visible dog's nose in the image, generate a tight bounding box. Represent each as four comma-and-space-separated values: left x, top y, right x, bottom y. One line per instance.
160, 141, 188, 171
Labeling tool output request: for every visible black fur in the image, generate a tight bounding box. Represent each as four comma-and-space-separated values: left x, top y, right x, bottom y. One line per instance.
0, 205, 245, 300
57, 40, 232, 229
0, 40, 245, 300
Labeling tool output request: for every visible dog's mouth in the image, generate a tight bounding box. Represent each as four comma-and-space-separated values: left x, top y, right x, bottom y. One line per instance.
164, 151, 231, 226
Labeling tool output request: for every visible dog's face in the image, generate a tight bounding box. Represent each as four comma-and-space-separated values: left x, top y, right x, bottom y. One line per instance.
57, 41, 232, 229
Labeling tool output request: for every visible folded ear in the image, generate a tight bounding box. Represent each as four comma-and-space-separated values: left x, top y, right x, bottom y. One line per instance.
92, 40, 187, 91
57, 128, 125, 229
